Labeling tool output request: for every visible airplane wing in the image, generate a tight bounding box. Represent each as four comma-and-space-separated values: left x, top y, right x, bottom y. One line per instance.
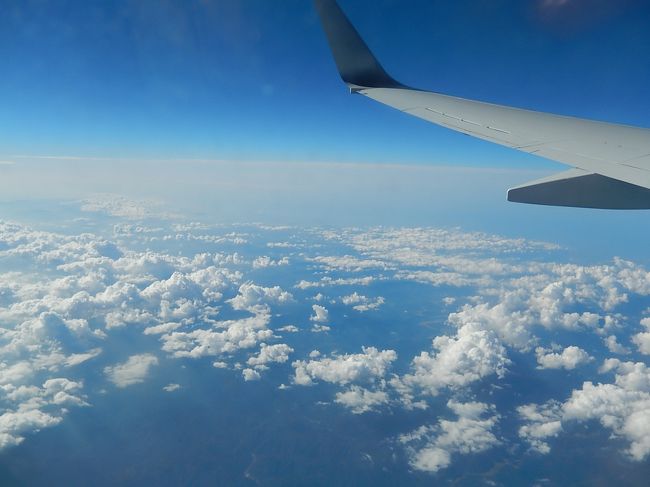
314, 0, 650, 209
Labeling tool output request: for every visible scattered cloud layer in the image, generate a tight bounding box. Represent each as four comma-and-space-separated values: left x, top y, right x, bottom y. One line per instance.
0, 217, 649, 476
519, 360, 650, 460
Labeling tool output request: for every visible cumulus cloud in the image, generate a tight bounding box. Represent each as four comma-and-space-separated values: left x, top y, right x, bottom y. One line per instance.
309, 305, 329, 323
292, 347, 397, 386
163, 383, 181, 392
335, 386, 389, 414
633, 333, 650, 355
252, 256, 289, 269
395, 325, 510, 403
400, 401, 499, 473
311, 324, 331, 333
277, 325, 299, 333
160, 314, 274, 359
227, 282, 293, 314
340, 293, 385, 312
242, 368, 261, 381
519, 360, 650, 460
632, 318, 650, 355
446, 261, 634, 350
604, 335, 630, 355
0, 379, 87, 450
535, 346, 593, 370
563, 380, 650, 461
104, 354, 159, 388
247, 343, 294, 369
517, 401, 563, 454
0, 222, 296, 408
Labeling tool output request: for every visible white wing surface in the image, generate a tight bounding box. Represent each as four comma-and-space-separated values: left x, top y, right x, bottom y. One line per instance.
314, 0, 650, 209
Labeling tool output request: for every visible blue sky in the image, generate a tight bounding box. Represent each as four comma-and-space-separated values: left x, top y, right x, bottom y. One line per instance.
1, 0, 649, 166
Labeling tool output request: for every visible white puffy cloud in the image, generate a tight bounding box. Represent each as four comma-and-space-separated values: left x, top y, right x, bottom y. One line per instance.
563, 381, 650, 461
340, 293, 385, 312
520, 361, 650, 460
395, 325, 510, 401
335, 386, 389, 414
163, 383, 181, 392
604, 335, 630, 355
247, 343, 294, 369
0, 309, 106, 389
242, 368, 261, 381
277, 325, 299, 333
632, 318, 650, 355
448, 273, 620, 351
311, 324, 331, 333
535, 346, 593, 370
0, 410, 61, 449
311, 323, 332, 333
400, 401, 499, 473
104, 354, 159, 388
0, 224, 285, 407
517, 401, 563, 454
309, 305, 329, 323
252, 255, 289, 269
228, 282, 293, 314
0, 379, 86, 450
160, 315, 274, 359
252, 256, 289, 269
632, 333, 650, 355
292, 347, 397, 386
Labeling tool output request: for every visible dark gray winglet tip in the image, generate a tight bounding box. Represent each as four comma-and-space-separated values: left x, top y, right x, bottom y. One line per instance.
507, 173, 650, 209
314, 0, 404, 89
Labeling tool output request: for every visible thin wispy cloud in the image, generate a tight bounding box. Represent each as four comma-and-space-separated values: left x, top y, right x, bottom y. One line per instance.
541, 0, 571, 7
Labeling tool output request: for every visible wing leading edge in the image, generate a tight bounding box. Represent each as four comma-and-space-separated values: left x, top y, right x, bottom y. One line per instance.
314, 0, 650, 209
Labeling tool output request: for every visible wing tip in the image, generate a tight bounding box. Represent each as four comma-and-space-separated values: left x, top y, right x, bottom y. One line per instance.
507, 171, 650, 209
314, 0, 404, 89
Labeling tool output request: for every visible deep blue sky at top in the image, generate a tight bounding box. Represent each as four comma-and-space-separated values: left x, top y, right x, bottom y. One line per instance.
1, 0, 649, 167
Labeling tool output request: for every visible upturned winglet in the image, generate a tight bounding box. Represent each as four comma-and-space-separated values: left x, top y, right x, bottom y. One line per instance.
314, 0, 650, 209
314, 0, 404, 90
